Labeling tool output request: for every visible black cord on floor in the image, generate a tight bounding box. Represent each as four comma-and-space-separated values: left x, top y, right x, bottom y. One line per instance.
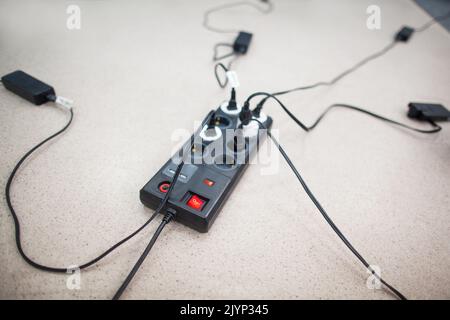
206, 1, 273, 88
307, 103, 441, 133
255, 41, 397, 108
272, 41, 397, 97
4, 108, 161, 273
215, 62, 229, 88
5, 108, 214, 275
246, 92, 442, 134
111, 110, 216, 299
110, 141, 188, 300
253, 119, 407, 300
256, 11, 450, 108
112, 210, 176, 300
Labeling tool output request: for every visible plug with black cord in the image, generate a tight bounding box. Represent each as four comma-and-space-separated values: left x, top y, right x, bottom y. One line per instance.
239, 101, 253, 126
238, 100, 270, 138
252, 102, 263, 119
227, 87, 238, 110
220, 87, 242, 115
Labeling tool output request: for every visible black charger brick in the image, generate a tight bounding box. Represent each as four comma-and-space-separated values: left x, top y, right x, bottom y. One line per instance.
1, 70, 55, 105
233, 31, 253, 54
408, 102, 450, 121
395, 26, 415, 42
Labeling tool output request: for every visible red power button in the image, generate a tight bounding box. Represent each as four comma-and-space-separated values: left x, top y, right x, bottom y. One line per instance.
186, 194, 206, 211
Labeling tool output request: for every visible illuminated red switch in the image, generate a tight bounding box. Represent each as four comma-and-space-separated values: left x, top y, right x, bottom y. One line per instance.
203, 179, 215, 187
186, 194, 206, 211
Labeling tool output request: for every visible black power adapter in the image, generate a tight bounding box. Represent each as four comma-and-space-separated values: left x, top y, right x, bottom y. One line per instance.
1, 70, 56, 105
233, 31, 253, 54
408, 102, 450, 121
395, 26, 415, 42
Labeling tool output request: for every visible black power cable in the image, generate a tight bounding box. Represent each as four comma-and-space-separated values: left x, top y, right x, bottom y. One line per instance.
267, 41, 397, 99
112, 111, 216, 299
213, 44, 240, 88
215, 62, 231, 88
255, 11, 450, 108
307, 103, 441, 133
253, 40, 397, 109
240, 90, 444, 298
112, 210, 176, 300
111, 160, 186, 300
5, 106, 214, 278
205, 1, 273, 88
246, 92, 442, 134
252, 119, 407, 300
4, 108, 164, 273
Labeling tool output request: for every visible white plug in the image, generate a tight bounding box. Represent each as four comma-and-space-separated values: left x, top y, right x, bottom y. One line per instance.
199, 124, 222, 142
220, 100, 242, 115
241, 112, 267, 138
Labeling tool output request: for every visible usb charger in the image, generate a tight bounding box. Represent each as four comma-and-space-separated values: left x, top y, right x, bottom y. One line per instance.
1, 70, 56, 105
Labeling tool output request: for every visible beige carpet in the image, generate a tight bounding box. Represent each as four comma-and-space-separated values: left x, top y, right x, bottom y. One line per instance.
0, 0, 449, 299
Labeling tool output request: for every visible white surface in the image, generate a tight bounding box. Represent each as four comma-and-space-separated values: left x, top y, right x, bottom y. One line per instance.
0, 0, 449, 300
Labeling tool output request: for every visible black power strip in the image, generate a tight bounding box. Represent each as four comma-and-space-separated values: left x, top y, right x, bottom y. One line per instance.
140, 103, 272, 232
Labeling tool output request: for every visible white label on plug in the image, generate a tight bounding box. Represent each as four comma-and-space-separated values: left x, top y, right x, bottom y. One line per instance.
226, 71, 240, 88
56, 96, 74, 110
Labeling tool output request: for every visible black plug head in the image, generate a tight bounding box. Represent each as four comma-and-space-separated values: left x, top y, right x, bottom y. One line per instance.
252, 102, 263, 118
227, 88, 238, 110
239, 101, 253, 126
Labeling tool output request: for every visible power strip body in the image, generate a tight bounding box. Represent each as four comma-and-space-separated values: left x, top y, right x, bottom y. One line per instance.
140, 106, 272, 232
